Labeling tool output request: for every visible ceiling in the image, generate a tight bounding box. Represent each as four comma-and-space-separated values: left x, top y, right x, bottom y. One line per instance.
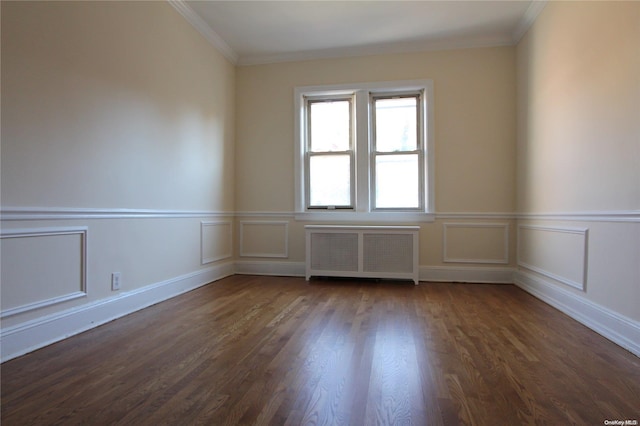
174, 1, 544, 65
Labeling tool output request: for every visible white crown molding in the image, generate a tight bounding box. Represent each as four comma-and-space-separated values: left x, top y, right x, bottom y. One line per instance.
512, 0, 547, 43
167, 0, 238, 65
238, 34, 513, 66
1, 207, 233, 221
171, 0, 541, 66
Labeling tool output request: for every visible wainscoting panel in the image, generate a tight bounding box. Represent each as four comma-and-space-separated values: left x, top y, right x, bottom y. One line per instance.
201, 221, 232, 265
1, 262, 234, 362
240, 221, 289, 258
443, 223, 509, 264
1, 227, 88, 318
517, 225, 589, 291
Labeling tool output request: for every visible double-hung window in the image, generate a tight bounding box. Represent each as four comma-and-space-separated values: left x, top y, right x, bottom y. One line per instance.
305, 96, 354, 209
295, 80, 434, 221
371, 93, 423, 210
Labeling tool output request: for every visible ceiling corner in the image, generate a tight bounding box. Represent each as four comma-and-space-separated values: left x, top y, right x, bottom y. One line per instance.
167, 0, 239, 65
511, 0, 547, 44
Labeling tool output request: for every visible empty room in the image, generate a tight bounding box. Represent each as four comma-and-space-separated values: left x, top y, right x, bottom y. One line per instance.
1, 1, 638, 424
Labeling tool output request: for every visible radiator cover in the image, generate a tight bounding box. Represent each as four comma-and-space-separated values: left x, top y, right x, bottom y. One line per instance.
305, 225, 419, 284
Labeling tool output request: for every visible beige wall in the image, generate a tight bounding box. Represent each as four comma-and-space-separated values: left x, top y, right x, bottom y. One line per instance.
2, 1, 235, 211
236, 47, 516, 213
235, 47, 518, 268
516, 1, 639, 321
517, 1, 639, 213
3, 1, 636, 358
1, 1, 235, 331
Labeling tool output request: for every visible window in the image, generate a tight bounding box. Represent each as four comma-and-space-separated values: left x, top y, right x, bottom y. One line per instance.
371, 94, 422, 210
295, 80, 434, 221
306, 96, 354, 209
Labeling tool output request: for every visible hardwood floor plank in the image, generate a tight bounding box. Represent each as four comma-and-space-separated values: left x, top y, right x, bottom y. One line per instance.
2, 276, 639, 425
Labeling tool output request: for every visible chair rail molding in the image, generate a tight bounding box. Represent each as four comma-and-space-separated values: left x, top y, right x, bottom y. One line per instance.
1, 207, 233, 221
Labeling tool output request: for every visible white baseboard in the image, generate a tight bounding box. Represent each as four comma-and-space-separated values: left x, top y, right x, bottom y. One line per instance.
1, 262, 234, 362
234, 260, 305, 277
514, 270, 640, 357
235, 260, 515, 284
8, 261, 635, 363
420, 265, 515, 283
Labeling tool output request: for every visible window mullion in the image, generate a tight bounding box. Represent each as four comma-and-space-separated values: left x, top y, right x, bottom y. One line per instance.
355, 90, 369, 212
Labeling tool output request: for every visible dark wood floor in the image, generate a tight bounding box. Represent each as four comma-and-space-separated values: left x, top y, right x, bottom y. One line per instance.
2, 275, 639, 425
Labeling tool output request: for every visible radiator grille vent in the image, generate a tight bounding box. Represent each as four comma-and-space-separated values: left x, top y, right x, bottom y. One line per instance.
305, 225, 419, 284
310, 233, 358, 271
363, 233, 414, 273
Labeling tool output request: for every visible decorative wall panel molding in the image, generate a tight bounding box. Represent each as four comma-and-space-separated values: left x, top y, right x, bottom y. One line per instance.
239, 221, 289, 258
200, 221, 233, 264
517, 225, 589, 291
1, 227, 88, 318
443, 222, 509, 264
0, 262, 234, 362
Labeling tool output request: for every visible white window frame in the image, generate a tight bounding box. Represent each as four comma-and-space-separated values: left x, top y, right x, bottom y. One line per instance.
370, 91, 425, 212
294, 80, 435, 222
304, 94, 356, 210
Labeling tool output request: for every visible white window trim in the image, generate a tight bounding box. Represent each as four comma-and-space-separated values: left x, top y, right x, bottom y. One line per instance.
304, 94, 356, 209
370, 91, 424, 212
294, 80, 435, 223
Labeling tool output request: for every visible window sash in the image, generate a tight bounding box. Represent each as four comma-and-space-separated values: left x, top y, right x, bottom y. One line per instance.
304, 95, 355, 209
370, 92, 425, 211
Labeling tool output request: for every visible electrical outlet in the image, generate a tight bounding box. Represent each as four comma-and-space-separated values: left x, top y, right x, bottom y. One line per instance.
111, 272, 121, 291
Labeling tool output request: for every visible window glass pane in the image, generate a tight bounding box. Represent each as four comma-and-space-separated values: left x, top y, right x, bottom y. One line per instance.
375, 154, 419, 208
310, 100, 350, 152
309, 155, 351, 206
374, 97, 417, 152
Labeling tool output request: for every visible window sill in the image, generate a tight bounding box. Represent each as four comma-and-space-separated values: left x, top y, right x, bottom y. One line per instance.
294, 211, 435, 223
